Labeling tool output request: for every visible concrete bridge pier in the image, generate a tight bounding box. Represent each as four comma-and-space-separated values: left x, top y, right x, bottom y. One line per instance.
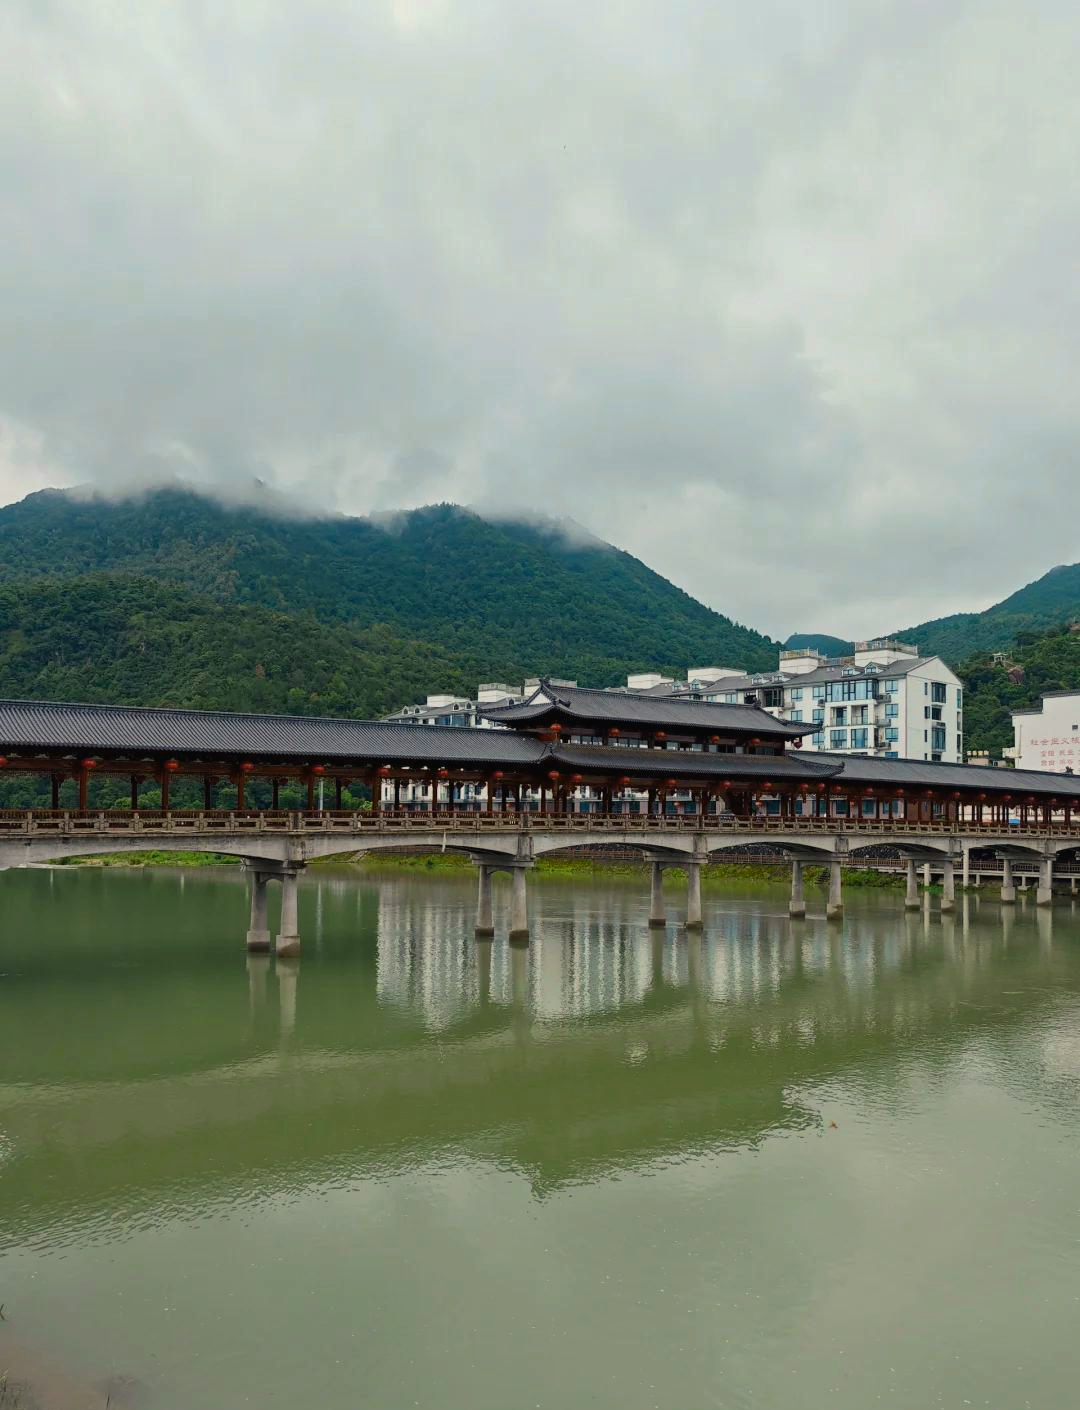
941, 860, 956, 913
1000, 858, 1016, 904
789, 860, 806, 919
826, 860, 843, 921
276, 869, 302, 958
475, 865, 495, 938
246, 870, 272, 952
649, 861, 666, 928
1037, 857, 1054, 908
905, 859, 920, 910
684, 862, 703, 931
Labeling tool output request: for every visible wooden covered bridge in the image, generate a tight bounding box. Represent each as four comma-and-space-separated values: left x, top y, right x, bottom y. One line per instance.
2, 683, 1080, 950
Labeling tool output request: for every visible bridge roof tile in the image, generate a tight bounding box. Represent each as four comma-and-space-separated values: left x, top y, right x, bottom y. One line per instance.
816, 753, 1080, 799
0, 699, 547, 768
549, 744, 841, 781
480, 680, 814, 736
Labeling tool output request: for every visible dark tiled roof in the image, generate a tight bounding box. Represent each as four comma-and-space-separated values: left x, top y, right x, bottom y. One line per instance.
480, 680, 814, 736
815, 753, 1080, 800
549, 744, 842, 781
0, 699, 546, 767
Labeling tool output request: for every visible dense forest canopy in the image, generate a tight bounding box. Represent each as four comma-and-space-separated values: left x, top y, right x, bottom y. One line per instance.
0, 489, 778, 693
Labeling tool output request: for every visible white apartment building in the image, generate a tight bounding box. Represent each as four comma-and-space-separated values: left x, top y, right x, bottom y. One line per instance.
1010, 692, 1080, 773
657, 641, 964, 763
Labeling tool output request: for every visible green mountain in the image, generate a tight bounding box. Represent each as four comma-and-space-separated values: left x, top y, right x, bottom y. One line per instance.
959, 622, 1080, 755
782, 632, 853, 657
0, 488, 777, 713
893, 563, 1080, 663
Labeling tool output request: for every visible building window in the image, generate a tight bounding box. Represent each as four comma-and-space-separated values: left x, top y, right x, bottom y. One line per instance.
852, 705, 868, 726
924, 705, 942, 721
812, 708, 824, 724
812, 685, 825, 700
885, 679, 899, 695
884, 727, 899, 742
885, 702, 898, 718
931, 725, 946, 751
812, 731, 825, 747
885, 750, 898, 759
791, 688, 803, 701
932, 682, 947, 704
789, 709, 803, 722
829, 729, 847, 749
956, 688, 963, 709
850, 728, 868, 749
833, 706, 847, 726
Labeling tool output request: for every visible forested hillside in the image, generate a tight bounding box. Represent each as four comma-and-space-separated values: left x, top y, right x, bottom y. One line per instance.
0, 489, 777, 712
960, 623, 1080, 754
894, 563, 1080, 662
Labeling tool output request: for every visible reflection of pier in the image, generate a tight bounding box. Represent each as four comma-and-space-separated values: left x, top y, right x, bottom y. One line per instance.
0, 881, 1069, 1243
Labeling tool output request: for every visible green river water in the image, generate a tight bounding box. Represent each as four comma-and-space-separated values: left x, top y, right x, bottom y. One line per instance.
1, 864, 1079, 1409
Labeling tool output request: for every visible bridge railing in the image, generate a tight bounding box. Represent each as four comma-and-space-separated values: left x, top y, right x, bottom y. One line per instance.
4, 809, 1080, 838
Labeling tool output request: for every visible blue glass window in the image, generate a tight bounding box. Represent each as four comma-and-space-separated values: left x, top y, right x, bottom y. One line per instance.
829, 729, 847, 749
850, 728, 868, 749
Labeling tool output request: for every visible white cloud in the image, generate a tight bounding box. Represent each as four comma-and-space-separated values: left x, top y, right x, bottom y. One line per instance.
1, 0, 1078, 638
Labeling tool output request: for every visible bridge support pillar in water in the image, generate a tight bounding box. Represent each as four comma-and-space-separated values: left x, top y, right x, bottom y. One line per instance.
276, 869, 302, 958
941, 860, 956, 913
789, 860, 806, 919
246, 871, 272, 952
826, 860, 843, 921
1000, 858, 1016, 904
475, 865, 495, 937
1037, 857, 1054, 908
649, 861, 666, 928
509, 866, 529, 943
684, 862, 702, 930
905, 859, 920, 910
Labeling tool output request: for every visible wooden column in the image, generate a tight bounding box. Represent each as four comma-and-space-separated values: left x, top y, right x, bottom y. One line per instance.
393, 778, 401, 810
336, 778, 343, 810
160, 768, 170, 812
271, 777, 280, 811
307, 773, 316, 812
51, 773, 62, 810
131, 775, 139, 810
370, 771, 380, 816
205, 775, 214, 810
237, 771, 246, 811
78, 768, 89, 813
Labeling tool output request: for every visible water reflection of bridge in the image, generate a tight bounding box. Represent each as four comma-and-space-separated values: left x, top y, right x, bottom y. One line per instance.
0, 871, 1067, 1243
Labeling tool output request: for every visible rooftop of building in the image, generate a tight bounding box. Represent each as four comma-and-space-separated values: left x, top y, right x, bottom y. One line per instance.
478, 680, 816, 736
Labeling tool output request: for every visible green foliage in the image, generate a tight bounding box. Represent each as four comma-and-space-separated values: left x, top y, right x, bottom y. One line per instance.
957, 622, 1080, 754
782, 632, 853, 656
0, 490, 778, 694
894, 563, 1080, 663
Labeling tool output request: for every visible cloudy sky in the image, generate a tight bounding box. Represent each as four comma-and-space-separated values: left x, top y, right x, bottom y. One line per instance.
1, 0, 1078, 639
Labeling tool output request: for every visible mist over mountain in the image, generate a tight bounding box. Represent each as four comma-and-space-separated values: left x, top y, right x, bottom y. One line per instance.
0, 488, 777, 712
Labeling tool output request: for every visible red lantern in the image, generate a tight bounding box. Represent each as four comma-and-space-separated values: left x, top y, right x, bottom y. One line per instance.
896, 787, 905, 797
709, 735, 720, 745
81, 758, 97, 771
1026, 795, 1035, 804
377, 766, 392, 777
952, 791, 961, 800
163, 759, 180, 772
723, 780, 733, 790
617, 776, 631, 787
239, 761, 255, 773
817, 782, 827, 791
0, 756, 6, 767
570, 773, 583, 784
549, 723, 562, 735
1001, 793, 1012, 803
548, 770, 560, 782
978, 792, 987, 801
608, 727, 620, 738
665, 778, 678, 790
799, 782, 809, 792
437, 768, 449, 779
492, 771, 505, 781
751, 737, 761, 746
311, 765, 326, 776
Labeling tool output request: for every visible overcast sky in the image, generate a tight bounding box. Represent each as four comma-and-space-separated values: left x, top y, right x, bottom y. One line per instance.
1, 0, 1078, 640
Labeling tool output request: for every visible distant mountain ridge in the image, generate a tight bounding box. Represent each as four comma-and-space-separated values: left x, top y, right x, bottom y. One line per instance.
0, 488, 778, 714
891, 563, 1080, 663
